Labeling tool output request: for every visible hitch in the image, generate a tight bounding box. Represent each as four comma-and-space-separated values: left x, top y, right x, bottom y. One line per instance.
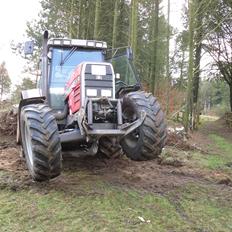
81, 98, 146, 138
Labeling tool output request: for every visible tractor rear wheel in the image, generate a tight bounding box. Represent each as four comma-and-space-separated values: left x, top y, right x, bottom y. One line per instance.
98, 137, 123, 158
120, 91, 167, 161
20, 104, 62, 181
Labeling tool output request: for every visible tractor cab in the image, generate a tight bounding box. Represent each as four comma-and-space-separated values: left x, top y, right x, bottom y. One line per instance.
37, 36, 139, 113
42, 38, 107, 111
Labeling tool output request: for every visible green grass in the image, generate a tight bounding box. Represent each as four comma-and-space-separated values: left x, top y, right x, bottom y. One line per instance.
169, 184, 232, 232
0, 183, 190, 232
191, 152, 227, 169
200, 115, 219, 124
191, 134, 232, 170
1, 180, 232, 232
209, 134, 232, 155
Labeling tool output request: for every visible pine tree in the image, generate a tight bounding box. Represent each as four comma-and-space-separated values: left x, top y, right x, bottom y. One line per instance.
150, 0, 160, 94
112, 0, 119, 49
165, 0, 171, 114
184, 0, 195, 131
192, 0, 204, 129
24, 0, 169, 95
93, 0, 101, 39
205, 0, 232, 111
130, 0, 138, 59
0, 62, 11, 100
11, 78, 35, 103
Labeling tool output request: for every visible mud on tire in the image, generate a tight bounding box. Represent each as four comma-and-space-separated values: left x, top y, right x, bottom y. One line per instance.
20, 104, 62, 181
120, 91, 167, 161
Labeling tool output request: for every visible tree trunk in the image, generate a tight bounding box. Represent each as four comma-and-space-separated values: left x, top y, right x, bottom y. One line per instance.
230, 84, 232, 112
184, 0, 195, 132
179, 50, 185, 88
151, 0, 159, 94
93, 0, 101, 39
0, 87, 2, 101
0, 74, 2, 101
84, 1, 88, 38
69, 0, 75, 38
192, 44, 202, 104
192, 0, 203, 130
112, 0, 119, 50
85, 1, 93, 39
165, 0, 171, 115
78, 0, 83, 38
130, 0, 138, 59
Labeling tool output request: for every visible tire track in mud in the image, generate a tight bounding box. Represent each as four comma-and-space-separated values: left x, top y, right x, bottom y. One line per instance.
0, 131, 231, 196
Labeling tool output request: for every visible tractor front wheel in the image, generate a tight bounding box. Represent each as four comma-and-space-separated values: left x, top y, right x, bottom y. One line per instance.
20, 104, 62, 181
120, 91, 167, 161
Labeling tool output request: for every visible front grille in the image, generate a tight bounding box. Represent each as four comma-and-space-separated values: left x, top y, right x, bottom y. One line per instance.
84, 64, 113, 98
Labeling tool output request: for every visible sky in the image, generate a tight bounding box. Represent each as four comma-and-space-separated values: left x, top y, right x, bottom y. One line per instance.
0, 0, 185, 86
162, 0, 185, 31
0, 0, 41, 85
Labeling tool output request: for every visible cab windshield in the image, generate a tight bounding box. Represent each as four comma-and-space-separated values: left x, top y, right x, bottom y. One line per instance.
49, 47, 104, 109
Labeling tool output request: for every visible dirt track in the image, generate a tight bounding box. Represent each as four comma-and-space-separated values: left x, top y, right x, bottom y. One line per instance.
0, 144, 199, 192
0, 118, 232, 196
0, 132, 227, 196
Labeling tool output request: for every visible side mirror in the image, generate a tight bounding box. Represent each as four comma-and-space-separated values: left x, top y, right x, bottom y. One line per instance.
24, 41, 34, 55
115, 73, 120, 79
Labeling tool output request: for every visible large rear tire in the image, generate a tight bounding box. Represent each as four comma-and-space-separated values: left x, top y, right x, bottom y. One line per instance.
20, 104, 62, 181
120, 91, 167, 161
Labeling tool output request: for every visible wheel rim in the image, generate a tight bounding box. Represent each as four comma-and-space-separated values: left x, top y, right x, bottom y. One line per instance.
24, 122, 34, 167
121, 98, 141, 149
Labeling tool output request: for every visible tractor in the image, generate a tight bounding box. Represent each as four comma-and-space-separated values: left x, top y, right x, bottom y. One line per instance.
17, 31, 167, 181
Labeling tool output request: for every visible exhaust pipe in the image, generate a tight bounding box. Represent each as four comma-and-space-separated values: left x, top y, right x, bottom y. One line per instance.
42, 30, 49, 98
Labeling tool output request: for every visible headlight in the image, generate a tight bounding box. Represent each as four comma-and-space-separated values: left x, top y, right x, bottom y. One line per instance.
53, 39, 61, 45
101, 89, 112, 97
63, 39, 71, 45
86, 89, 97, 97
87, 41, 95, 47
96, 42, 103, 48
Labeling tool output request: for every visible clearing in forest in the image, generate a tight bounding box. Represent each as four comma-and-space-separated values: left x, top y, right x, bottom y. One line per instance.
0, 118, 232, 231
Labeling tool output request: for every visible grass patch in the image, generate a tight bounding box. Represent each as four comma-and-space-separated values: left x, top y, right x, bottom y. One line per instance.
191, 134, 232, 171
200, 115, 219, 124
171, 184, 232, 232
1, 176, 232, 231
0, 183, 189, 232
209, 134, 232, 155
191, 152, 227, 170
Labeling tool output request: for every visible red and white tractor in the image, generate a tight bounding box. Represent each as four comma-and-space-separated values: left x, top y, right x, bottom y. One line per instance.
17, 31, 167, 181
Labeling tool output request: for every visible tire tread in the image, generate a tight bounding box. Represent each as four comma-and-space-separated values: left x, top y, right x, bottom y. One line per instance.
121, 91, 167, 161
21, 104, 62, 181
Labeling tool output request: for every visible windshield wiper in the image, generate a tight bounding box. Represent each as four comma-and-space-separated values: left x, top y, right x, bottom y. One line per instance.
60, 47, 77, 66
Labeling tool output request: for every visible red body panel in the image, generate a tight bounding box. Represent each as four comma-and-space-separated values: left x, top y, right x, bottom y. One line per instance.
65, 64, 82, 114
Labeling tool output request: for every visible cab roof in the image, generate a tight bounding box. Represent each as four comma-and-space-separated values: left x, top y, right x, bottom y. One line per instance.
48, 38, 107, 49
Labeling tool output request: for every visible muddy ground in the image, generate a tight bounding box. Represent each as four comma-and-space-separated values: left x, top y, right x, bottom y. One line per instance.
0, 118, 231, 196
